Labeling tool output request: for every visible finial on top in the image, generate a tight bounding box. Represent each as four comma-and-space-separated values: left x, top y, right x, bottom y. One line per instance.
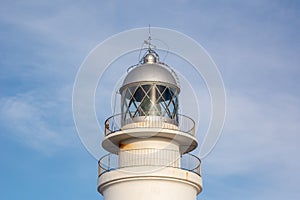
142, 25, 159, 64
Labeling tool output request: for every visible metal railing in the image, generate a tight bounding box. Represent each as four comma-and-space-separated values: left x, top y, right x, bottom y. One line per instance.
104, 113, 195, 136
98, 148, 201, 176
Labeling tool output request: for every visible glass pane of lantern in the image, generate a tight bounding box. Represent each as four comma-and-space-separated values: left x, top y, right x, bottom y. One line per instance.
133, 86, 147, 102
128, 85, 138, 98
124, 88, 131, 100
157, 85, 169, 101
155, 86, 163, 103
172, 97, 178, 117
128, 99, 138, 114
169, 102, 174, 117
139, 95, 161, 116
123, 98, 129, 114
141, 84, 151, 95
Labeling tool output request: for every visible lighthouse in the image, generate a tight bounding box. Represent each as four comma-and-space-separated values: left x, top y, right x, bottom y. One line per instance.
97, 38, 202, 200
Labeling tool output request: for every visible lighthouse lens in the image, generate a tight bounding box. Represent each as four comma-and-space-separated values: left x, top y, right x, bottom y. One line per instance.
121, 82, 179, 125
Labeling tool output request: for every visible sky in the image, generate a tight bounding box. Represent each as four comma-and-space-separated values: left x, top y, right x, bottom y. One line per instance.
0, 0, 299, 199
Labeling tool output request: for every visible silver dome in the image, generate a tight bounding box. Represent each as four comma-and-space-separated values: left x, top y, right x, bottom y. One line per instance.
121, 63, 178, 88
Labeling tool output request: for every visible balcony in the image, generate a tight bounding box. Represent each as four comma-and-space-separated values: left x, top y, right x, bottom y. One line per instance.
98, 148, 201, 177
104, 113, 195, 136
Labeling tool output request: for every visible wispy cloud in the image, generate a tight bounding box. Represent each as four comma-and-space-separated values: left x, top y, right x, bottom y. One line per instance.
0, 88, 75, 154
0, 0, 117, 50
203, 91, 300, 198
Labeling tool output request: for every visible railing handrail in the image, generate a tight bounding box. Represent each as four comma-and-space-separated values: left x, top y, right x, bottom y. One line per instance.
98, 148, 201, 177
104, 113, 195, 136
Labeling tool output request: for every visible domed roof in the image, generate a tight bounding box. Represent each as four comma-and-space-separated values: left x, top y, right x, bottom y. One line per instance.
121, 63, 178, 87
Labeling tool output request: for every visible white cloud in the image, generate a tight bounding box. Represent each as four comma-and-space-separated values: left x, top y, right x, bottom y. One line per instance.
202, 91, 300, 198
0, 89, 75, 154
0, 0, 116, 47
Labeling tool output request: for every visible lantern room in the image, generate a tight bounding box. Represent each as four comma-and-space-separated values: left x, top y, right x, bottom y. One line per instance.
119, 50, 180, 128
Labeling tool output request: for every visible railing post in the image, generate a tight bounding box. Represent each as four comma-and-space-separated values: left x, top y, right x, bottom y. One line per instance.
108, 154, 111, 171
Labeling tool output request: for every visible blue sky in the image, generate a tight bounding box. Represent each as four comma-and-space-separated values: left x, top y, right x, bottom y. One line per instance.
0, 0, 299, 199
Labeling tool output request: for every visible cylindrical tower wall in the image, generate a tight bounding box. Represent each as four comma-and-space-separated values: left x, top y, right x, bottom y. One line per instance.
102, 179, 197, 200
119, 137, 181, 168
98, 167, 202, 200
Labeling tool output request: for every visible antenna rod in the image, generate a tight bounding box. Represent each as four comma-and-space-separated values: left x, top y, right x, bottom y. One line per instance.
148, 24, 151, 51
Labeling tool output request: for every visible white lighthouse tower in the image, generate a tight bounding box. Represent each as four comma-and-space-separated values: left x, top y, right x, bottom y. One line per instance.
97, 39, 202, 200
